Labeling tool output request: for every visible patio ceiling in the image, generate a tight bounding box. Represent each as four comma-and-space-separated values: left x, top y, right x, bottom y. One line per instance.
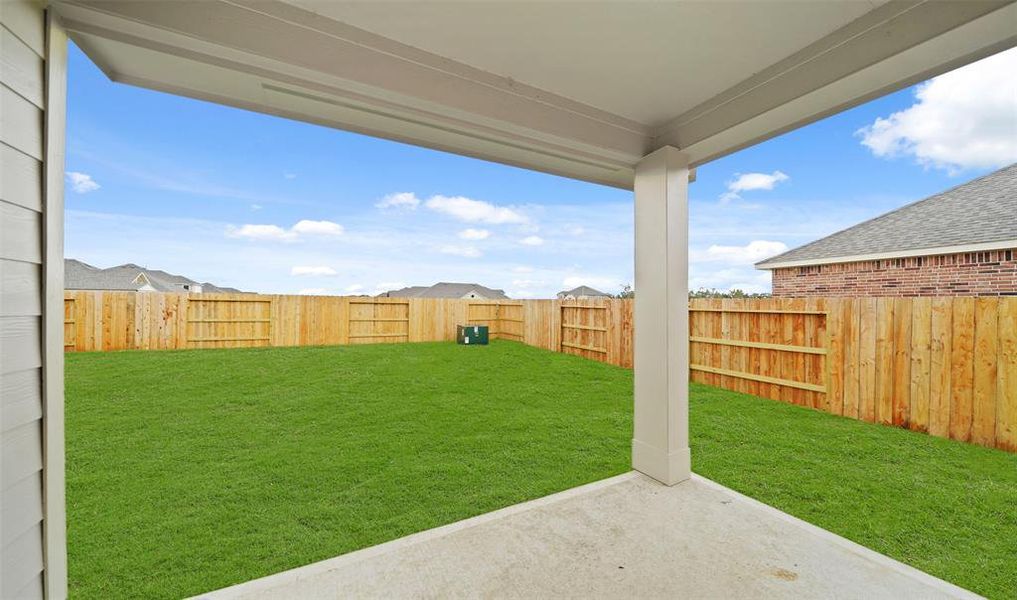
54, 0, 1017, 188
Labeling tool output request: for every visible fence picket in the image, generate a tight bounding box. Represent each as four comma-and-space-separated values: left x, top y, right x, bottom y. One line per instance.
928, 298, 952, 437
910, 297, 932, 433
972, 298, 999, 446
997, 298, 1017, 451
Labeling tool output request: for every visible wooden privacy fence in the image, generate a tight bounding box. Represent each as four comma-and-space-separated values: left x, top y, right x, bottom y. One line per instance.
62, 292, 627, 360
688, 297, 1016, 453
64, 292, 1015, 452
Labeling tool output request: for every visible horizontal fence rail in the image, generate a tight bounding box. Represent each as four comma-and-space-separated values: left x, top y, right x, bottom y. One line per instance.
64, 292, 1015, 452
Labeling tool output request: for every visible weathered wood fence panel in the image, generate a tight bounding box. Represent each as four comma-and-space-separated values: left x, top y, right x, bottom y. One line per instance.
63, 292, 1016, 451
689, 298, 829, 410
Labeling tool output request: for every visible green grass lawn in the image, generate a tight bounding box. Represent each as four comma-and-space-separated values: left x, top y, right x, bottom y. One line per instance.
66, 341, 1016, 599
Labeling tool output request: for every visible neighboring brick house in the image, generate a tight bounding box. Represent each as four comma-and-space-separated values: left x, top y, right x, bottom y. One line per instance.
755, 164, 1017, 297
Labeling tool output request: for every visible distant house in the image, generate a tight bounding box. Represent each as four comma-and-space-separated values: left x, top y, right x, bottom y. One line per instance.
379, 282, 509, 300
65, 259, 243, 293
755, 164, 1017, 297
557, 285, 611, 300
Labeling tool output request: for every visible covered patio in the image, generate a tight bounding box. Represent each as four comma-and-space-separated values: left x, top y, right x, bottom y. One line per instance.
3, 0, 1016, 597
201, 473, 976, 600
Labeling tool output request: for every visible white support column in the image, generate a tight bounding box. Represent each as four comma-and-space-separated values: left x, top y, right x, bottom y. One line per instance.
632, 146, 691, 486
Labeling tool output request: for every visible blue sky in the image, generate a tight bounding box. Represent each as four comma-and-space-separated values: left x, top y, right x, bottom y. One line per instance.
64, 44, 1016, 297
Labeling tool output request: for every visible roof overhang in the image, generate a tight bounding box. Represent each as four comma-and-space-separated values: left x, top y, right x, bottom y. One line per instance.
755, 239, 1017, 270
53, 0, 1017, 189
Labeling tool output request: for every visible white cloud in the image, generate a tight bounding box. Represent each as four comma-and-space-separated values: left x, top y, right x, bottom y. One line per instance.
458, 228, 491, 240
226, 224, 297, 242
688, 241, 790, 295
345, 284, 365, 293
376, 192, 420, 210
689, 268, 772, 294
857, 48, 1017, 173
227, 219, 344, 242
250, 204, 263, 211
729, 171, 790, 193
720, 171, 789, 203
291, 265, 338, 276
291, 219, 344, 236
697, 240, 789, 265
67, 171, 100, 194
425, 195, 527, 224
439, 245, 482, 258
297, 288, 327, 295
565, 225, 585, 236
519, 235, 544, 246
512, 266, 534, 273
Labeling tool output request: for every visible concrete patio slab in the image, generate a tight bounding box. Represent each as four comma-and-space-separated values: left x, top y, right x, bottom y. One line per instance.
197, 472, 979, 600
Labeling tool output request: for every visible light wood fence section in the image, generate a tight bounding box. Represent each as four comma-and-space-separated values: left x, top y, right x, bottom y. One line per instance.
186, 296, 272, 348
64, 292, 1015, 451
466, 302, 524, 341
348, 299, 409, 344
689, 298, 828, 409
560, 304, 609, 359
686, 297, 1017, 452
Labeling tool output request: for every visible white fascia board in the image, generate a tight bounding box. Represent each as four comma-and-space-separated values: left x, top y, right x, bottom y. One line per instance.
755, 240, 1017, 270
654, 1, 1017, 166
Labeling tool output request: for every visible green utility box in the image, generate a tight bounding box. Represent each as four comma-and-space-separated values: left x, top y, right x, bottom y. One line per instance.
457, 324, 489, 345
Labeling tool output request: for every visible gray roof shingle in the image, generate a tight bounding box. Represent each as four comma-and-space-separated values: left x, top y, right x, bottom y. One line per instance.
557, 285, 610, 298
756, 163, 1017, 268
379, 282, 508, 299
65, 259, 243, 293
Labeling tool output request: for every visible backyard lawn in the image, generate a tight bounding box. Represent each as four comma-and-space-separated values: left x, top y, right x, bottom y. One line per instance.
66, 341, 1016, 599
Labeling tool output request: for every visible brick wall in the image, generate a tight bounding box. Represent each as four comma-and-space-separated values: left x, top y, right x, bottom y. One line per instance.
771, 248, 1017, 297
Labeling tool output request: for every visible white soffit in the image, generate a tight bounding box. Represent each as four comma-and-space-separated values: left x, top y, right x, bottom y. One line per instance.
289, 0, 885, 126
55, 0, 1017, 188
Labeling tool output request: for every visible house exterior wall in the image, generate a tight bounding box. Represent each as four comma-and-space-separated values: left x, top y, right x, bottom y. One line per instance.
771, 248, 1017, 297
1, 2, 66, 597
1, 2, 48, 597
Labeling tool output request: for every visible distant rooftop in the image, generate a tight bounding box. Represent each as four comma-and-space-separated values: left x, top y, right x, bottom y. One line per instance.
756, 163, 1017, 269
379, 282, 509, 300
65, 259, 243, 293
557, 285, 611, 298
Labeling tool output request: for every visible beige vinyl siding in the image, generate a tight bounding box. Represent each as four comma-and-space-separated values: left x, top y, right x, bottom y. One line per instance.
1, 141, 43, 211
0, 0, 45, 57
0, 260, 42, 316
1, 1, 49, 597
1, 83, 43, 158
1, 25, 43, 107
